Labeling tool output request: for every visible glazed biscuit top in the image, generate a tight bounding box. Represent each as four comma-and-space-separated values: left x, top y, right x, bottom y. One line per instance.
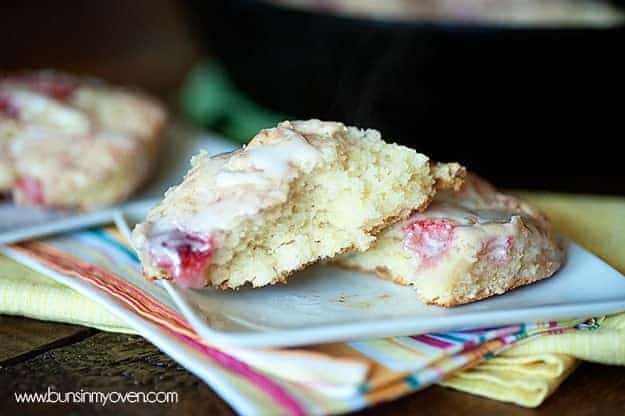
426, 175, 549, 228
140, 120, 348, 236
0, 71, 165, 140
389, 174, 552, 267
133, 120, 352, 285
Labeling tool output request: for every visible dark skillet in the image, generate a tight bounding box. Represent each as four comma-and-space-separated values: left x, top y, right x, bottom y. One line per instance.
184, 0, 625, 193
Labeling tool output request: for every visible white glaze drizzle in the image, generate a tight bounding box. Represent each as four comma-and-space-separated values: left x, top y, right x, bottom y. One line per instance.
148, 124, 324, 239
5, 89, 89, 134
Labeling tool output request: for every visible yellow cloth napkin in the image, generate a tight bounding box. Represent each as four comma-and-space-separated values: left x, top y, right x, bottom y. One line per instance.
1, 191, 624, 407
518, 192, 625, 273
441, 353, 579, 407
439, 192, 625, 406
0, 255, 133, 334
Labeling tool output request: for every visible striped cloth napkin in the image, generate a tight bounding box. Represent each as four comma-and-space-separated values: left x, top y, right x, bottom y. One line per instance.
0, 224, 607, 415
2, 191, 625, 413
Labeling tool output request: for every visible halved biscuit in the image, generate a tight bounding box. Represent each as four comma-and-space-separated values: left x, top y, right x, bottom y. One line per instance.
337, 174, 564, 306
132, 119, 464, 289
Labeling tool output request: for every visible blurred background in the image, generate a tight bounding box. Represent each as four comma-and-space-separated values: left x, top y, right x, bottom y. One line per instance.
2, 0, 624, 194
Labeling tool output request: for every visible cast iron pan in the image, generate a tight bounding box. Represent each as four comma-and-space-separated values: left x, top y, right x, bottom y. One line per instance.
185, 0, 625, 193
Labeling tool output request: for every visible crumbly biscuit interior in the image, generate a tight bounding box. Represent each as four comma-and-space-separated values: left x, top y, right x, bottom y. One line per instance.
140, 126, 440, 289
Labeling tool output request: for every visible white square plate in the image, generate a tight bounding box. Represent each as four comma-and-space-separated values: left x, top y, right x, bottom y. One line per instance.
154, 238, 625, 348
5, 125, 624, 349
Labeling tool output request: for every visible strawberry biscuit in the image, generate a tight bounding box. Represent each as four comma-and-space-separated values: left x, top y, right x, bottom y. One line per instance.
0, 71, 166, 209
337, 174, 564, 306
131, 119, 464, 289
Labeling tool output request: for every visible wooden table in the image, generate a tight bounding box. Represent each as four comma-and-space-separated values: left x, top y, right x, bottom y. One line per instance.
1, 315, 624, 415
1, 1, 624, 414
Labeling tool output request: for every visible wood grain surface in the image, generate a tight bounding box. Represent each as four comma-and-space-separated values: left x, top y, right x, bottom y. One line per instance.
1, 1, 624, 415
1, 316, 625, 415
0, 316, 94, 365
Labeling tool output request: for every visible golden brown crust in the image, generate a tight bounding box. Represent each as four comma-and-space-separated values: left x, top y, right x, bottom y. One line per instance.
422, 260, 561, 307
340, 251, 561, 308
432, 162, 466, 192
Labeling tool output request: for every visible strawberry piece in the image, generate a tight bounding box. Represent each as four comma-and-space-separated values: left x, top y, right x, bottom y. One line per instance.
0, 94, 19, 118
152, 230, 215, 288
403, 218, 456, 266
13, 177, 46, 205
1, 73, 78, 101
